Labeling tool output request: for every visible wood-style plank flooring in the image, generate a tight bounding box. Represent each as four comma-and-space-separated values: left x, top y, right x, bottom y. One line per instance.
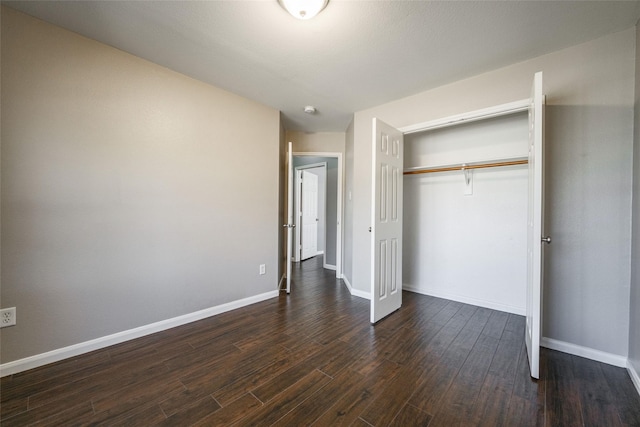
2, 256, 640, 426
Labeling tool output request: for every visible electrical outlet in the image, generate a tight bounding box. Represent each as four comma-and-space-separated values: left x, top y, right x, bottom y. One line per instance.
1, 308, 16, 328
259, 264, 266, 275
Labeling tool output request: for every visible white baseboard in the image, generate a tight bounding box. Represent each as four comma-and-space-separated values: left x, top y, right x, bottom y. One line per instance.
350, 288, 371, 300
627, 360, 640, 397
540, 337, 627, 368
323, 263, 336, 271
341, 276, 370, 300
342, 275, 353, 292
403, 285, 525, 316
0, 290, 279, 377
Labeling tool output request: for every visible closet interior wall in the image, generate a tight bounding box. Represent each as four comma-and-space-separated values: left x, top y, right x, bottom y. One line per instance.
403, 112, 529, 314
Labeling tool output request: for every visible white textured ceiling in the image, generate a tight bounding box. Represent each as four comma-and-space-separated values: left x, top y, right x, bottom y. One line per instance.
4, 0, 640, 132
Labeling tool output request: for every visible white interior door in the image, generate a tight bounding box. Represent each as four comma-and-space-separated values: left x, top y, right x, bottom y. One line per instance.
526, 71, 546, 379
301, 170, 319, 260
285, 142, 294, 294
371, 118, 404, 324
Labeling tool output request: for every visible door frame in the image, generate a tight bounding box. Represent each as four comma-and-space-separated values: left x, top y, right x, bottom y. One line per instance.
293, 152, 344, 279
294, 163, 327, 263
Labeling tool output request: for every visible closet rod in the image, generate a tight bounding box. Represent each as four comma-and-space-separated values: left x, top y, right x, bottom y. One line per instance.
403, 159, 528, 175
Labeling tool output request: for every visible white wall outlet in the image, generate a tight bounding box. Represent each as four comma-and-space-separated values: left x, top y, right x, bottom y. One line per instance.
259, 264, 266, 275
1, 307, 16, 328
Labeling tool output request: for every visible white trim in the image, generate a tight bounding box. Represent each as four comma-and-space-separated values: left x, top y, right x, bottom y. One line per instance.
403, 285, 525, 316
350, 288, 371, 300
627, 360, 640, 397
341, 275, 370, 300
278, 274, 286, 290
399, 98, 530, 135
323, 263, 336, 271
0, 290, 279, 377
540, 337, 627, 368
342, 275, 353, 292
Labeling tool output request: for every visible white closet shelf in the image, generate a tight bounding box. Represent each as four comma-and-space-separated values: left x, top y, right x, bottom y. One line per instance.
399, 99, 530, 134
404, 156, 528, 175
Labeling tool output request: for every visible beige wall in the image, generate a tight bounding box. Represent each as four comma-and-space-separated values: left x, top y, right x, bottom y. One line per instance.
349, 28, 636, 358
1, 8, 281, 363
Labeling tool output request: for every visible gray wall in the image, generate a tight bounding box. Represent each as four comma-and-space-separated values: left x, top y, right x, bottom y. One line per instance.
344, 120, 354, 285
1, 9, 280, 363
347, 28, 635, 357
630, 21, 640, 377
326, 162, 338, 267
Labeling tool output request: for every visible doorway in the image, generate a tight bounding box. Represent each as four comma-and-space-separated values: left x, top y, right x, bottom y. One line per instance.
292, 153, 343, 277
295, 165, 323, 262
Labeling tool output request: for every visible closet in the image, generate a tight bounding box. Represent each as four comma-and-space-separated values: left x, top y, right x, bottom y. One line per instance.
371, 72, 544, 378
402, 109, 530, 315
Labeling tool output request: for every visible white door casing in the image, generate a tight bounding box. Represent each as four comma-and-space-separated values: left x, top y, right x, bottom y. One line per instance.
371, 118, 404, 324
301, 170, 319, 260
526, 71, 545, 379
292, 153, 344, 279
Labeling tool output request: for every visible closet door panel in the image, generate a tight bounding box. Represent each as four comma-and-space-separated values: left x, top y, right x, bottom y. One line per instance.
371, 118, 404, 324
526, 71, 545, 379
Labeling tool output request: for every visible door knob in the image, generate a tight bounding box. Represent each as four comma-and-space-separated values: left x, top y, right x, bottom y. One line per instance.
541, 236, 551, 244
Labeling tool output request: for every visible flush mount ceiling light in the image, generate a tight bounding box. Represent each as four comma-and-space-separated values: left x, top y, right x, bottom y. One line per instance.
304, 105, 317, 114
279, 0, 329, 20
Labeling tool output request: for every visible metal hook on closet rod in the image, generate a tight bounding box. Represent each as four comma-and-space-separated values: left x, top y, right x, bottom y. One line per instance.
462, 164, 472, 186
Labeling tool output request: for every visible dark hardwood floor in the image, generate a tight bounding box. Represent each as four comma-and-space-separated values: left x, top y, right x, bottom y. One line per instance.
2, 256, 639, 426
